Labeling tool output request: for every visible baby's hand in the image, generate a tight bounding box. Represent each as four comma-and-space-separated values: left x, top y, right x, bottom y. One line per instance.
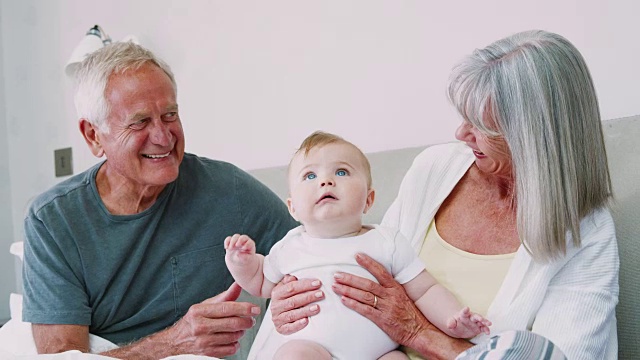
224, 234, 256, 264
445, 307, 492, 339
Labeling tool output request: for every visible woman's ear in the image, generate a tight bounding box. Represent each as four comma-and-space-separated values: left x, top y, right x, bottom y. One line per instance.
286, 198, 299, 221
79, 119, 105, 158
363, 188, 375, 214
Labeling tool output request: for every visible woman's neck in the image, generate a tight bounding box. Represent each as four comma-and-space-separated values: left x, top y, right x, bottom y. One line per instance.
470, 164, 516, 207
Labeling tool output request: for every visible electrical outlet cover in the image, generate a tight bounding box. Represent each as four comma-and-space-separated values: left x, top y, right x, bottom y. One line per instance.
54, 147, 73, 177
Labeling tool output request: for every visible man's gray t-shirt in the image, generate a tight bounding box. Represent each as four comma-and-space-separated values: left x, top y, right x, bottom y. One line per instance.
22, 153, 297, 345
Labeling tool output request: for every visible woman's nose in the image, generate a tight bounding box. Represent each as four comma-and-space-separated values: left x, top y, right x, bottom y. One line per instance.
455, 120, 474, 142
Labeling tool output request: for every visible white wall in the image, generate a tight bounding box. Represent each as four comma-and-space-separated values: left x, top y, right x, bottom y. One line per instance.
0, 3, 16, 323
1, 0, 639, 320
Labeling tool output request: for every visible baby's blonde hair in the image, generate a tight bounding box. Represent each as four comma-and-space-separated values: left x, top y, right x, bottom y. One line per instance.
290, 131, 372, 188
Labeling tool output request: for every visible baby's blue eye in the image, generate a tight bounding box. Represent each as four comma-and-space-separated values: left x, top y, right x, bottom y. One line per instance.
336, 169, 347, 176
305, 173, 317, 180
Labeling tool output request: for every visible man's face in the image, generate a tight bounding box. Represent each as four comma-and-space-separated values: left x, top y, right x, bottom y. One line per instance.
95, 62, 185, 188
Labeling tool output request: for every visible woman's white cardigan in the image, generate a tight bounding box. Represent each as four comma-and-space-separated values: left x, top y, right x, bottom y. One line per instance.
381, 142, 619, 360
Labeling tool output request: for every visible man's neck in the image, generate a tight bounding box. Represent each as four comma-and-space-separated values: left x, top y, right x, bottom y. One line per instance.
95, 165, 166, 215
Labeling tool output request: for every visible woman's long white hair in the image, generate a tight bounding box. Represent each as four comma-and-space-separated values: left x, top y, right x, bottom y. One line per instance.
447, 30, 612, 262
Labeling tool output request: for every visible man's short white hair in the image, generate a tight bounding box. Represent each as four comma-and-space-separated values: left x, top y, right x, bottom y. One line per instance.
73, 41, 176, 133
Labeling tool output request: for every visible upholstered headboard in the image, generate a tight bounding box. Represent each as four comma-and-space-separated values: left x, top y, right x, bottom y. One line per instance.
602, 116, 640, 359
249, 146, 426, 225
248, 115, 640, 359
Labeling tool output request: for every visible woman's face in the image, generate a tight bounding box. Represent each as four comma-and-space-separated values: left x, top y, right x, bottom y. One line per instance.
455, 119, 513, 180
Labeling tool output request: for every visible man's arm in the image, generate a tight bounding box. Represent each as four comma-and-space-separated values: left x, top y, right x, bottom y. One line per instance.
33, 283, 261, 359
32, 324, 90, 354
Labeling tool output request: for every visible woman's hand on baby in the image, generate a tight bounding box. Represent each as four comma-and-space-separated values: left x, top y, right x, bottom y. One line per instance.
332, 253, 432, 347
270, 275, 324, 335
224, 234, 256, 264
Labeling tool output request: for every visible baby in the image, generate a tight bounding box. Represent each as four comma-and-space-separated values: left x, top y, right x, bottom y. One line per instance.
225, 131, 490, 359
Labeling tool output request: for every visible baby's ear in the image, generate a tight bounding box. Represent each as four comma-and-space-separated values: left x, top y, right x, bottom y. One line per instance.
286, 198, 299, 221
363, 188, 375, 214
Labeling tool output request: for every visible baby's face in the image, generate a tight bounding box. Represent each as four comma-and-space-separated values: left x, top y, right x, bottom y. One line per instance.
287, 142, 373, 237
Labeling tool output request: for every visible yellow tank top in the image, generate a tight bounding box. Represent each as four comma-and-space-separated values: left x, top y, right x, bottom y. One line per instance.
405, 219, 516, 359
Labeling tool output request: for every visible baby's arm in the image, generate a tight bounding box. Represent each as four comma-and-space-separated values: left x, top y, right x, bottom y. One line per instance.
403, 270, 491, 338
224, 234, 277, 298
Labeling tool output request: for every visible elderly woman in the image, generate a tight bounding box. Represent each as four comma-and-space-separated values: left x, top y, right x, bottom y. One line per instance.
260, 30, 619, 359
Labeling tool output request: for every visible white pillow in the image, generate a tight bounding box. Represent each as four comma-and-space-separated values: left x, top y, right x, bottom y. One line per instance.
10, 293, 22, 321
9, 242, 23, 262
0, 294, 37, 355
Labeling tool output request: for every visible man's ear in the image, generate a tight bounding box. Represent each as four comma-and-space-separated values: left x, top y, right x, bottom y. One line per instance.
363, 188, 375, 214
79, 119, 105, 158
286, 198, 299, 221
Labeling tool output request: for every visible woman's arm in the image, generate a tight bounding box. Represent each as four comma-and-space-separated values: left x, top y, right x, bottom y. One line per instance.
529, 210, 619, 359
332, 253, 473, 359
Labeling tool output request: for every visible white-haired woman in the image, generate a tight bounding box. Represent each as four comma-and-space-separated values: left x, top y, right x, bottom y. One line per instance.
263, 30, 619, 359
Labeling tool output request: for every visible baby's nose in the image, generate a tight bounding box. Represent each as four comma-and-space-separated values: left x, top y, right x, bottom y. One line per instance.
320, 179, 334, 186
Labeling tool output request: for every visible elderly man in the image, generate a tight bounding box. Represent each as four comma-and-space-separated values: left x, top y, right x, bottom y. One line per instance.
22, 42, 297, 359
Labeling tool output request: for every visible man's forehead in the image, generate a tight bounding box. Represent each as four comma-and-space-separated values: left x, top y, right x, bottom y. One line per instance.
105, 63, 175, 95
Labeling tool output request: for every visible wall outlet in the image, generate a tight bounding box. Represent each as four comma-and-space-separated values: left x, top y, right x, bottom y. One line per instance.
54, 147, 73, 177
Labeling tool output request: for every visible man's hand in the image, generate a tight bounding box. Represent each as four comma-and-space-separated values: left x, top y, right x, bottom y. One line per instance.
170, 282, 259, 356
102, 282, 261, 359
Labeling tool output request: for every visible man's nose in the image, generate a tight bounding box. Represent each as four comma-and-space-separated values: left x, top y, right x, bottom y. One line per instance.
149, 120, 172, 145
